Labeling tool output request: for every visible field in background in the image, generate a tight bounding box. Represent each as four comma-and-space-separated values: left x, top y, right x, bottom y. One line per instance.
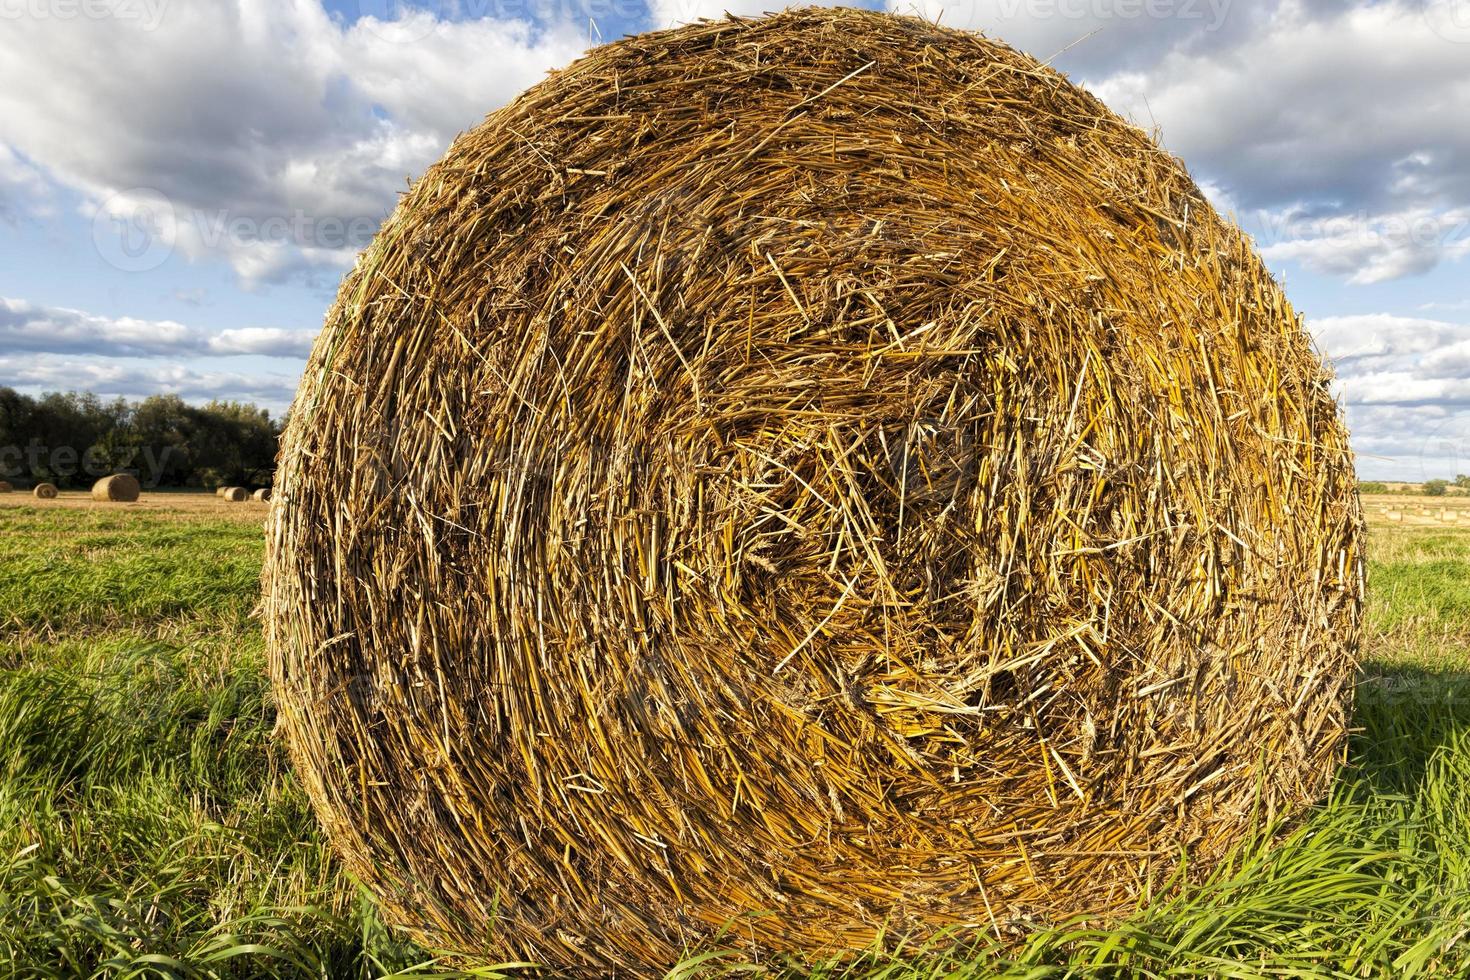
0, 493, 1467, 977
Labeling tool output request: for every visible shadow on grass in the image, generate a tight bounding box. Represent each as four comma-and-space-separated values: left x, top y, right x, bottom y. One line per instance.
1351, 664, 1470, 795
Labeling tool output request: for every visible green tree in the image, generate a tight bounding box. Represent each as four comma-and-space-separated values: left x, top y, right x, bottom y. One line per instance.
1424, 479, 1449, 497
130, 395, 200, 486
192, 400, 280, 488
0, 389, 280, 489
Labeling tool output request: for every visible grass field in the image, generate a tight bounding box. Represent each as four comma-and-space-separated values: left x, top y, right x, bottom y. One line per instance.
1, 492, 1467, 978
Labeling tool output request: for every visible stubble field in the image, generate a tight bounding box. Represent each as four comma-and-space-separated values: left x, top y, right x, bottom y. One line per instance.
0, 491, 1466, 977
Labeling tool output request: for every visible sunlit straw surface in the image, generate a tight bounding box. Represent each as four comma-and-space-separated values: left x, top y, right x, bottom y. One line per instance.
264, 9, 1363, 973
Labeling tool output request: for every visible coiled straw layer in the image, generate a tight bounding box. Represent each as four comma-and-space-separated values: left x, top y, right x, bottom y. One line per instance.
265, 9, 1363, 973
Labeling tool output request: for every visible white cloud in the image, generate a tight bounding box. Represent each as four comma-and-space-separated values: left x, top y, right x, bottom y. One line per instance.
0, 352, 303, 409
1312, 314, 1461, 366
1252, 207, 1470, 285
889, 0, 1248, 75
0, 144, 52, 224
1309, 313, 1470, 479
1420, 299, 1470, 313
881, 2, 1470, 287
208, 326, 317, 358
1088, 3, 1470, 210
0, 0, 587, 284
0, 297, 316, 359
647, 0, 849, 28
1049, 1, 1470, 288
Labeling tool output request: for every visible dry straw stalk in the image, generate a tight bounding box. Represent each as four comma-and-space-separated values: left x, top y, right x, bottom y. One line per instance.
265, 9, 1363, 973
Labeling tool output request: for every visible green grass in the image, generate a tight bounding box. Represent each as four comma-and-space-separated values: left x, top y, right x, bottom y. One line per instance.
0, 502, 1467, 978
0, 509, 261, 633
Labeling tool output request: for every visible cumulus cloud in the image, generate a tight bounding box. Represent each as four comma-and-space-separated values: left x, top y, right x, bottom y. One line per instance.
0, 297, 316, 359
0, 352, 303, 410
1089, 3, 1470, 210
0, 0, 587, 284
1253, 207, 1470, 284
883, 2, 1470, 287
888, 0, 1250, 75
1077, 1, 1470, 284
1309, 313, 1470, 479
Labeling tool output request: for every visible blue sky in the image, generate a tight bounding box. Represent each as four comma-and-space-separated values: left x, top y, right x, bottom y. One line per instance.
1, 0, 1468, 478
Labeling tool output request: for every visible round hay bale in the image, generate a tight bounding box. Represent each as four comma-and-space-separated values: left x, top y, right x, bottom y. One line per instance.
221, 486, 248, 502
215, 486, 230, 497
33, 483, 58, 500
0, 480, 12, 493
91, 474, 140, 503
264, 9, 1363, 972
252, 488, 271, 502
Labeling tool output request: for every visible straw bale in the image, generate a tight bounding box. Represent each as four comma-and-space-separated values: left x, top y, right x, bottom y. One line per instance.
91, 474, 140, 503
264, 10, 1363, 971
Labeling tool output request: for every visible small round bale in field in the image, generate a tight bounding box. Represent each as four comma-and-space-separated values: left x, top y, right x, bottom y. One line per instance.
264, 9, 1364, 972
221, 487, 248, 502
91, 474, 140, 503
33, 483, 58, 499
0, 480, 12, 493
252, 488, 271, 502
215, 486, 230, 497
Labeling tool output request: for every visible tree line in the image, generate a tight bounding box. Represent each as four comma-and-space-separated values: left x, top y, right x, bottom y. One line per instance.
0, 389, 281, 489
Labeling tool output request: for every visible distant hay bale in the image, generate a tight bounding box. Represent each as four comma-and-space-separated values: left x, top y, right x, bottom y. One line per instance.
91, 474, 140, 503
33, 483, 58, 499
0, 480, 11, 493
253, 488, 271, 502
263, 9, 1364, 972
215, 487, 230, 497
221, 487, 248, 502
